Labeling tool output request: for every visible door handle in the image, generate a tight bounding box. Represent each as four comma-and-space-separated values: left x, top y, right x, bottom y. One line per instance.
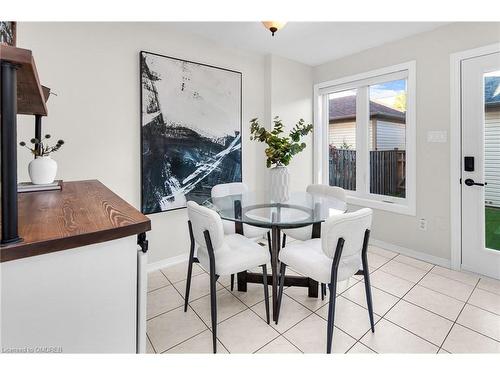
464, 178, 487, 187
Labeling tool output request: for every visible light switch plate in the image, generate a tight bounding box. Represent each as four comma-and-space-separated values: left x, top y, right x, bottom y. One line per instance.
427, 130, 447, 143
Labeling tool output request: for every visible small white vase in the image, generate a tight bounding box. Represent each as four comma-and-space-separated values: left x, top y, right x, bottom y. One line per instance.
28, 156, 58, 185
269, 165, 290, 202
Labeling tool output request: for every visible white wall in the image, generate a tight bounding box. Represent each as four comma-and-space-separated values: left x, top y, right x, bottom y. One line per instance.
266, 55, 313, 192
313, 22, 500, 260
16, 22, 268, 265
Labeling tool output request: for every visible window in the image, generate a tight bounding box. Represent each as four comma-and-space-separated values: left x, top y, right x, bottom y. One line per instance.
314, 62, 416, 215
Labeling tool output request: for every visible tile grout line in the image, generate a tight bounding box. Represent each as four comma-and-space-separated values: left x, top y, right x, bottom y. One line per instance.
280, 249, 396, 316
311, 308, 372, 350
146, 332, 156, 354
280, 334, 305, 353
150, 255, 496, 354
355, 263, 438, 353
409, 279, 500, 319
437, 278, 481, 352
154, 257, 368, 353
476, 285, 500, 297
452, 321, 500, 344
160, 305, 231, 354
149, 270, 231, 353
466, 301, 500, 318
227, 249, 399, 353
241, 293, 315, 350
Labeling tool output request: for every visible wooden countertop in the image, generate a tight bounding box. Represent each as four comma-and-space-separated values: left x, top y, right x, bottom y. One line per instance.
0, 44, 49, 116
0, 180, 151, 262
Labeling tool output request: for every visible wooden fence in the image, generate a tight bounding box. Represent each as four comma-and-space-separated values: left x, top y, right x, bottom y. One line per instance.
329, 148, 406, 197
329, 148, 357, 190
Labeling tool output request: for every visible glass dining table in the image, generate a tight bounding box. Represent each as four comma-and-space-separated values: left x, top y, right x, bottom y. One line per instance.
203, 190, 347, 323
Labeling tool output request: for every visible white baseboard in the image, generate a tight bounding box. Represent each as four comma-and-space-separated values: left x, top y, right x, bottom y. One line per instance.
147, 253, 187, 273
370, 239, 451, 269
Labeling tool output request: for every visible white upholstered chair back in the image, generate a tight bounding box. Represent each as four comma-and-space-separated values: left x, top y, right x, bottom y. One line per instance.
283, 184, 346, 242
187, 201, 225, 253
321, 208, 372, 259
211, 182, 252, 236
211, 182, 248, 198
306, 184, 346, 202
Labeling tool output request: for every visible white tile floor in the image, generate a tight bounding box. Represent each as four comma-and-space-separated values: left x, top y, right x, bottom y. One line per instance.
146, 244, 500, 354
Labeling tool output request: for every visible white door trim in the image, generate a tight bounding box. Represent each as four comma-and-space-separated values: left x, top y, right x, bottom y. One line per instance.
450, 43, 500, 271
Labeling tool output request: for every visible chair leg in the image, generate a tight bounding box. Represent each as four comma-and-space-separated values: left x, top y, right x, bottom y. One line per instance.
276, 262, 287, 324
282, 233, 287, 248
209, 270, 218, 354
363, 272, 375, 333
262, 264, 270, 324
321, 283, 326, 301
361, 229, 375, 333
204, 229, 218, 354
326, 281, 338, 354
184, 221, 196, 312
230, 274, 234, 291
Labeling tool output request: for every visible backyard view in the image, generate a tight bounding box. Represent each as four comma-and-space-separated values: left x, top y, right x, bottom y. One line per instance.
486, 207, 500, 250
328, 79, 406, 198
484, 71, 500, 251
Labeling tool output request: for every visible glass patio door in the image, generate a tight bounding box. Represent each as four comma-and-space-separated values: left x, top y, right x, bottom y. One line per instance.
461, 51, 500, 279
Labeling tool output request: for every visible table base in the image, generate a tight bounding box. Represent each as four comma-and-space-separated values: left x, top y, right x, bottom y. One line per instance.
236, 271, 319, 298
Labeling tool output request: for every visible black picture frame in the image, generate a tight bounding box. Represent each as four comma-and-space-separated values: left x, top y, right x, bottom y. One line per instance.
140, 50, 243, 215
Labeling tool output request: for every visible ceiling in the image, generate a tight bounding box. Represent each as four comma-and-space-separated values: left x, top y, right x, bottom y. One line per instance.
171, 22, 448, 66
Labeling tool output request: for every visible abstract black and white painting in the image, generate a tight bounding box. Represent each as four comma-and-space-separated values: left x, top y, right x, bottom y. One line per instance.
140, 51, 242, 214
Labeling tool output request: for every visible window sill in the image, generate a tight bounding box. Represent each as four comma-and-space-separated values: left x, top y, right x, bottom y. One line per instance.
346, 195, 416, 216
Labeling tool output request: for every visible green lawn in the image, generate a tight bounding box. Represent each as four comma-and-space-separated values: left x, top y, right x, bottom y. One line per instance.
485, 207, 500, 250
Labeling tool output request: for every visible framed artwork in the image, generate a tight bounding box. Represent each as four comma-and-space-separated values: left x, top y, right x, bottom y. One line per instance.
0, 21, 16, 46
140, 51, 242, 214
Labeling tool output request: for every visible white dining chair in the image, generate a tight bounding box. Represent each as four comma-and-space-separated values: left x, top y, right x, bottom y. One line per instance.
211, 182, 270, 239
282, 184, 346, 245
212, 182, 271, 290
185, 201, 271, 353
281, 184, 346, 299
276, 208, 374, 354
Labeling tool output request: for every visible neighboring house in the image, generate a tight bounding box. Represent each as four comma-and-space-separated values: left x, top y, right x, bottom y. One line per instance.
485, 76, 500, 208
329, 95, 406, 150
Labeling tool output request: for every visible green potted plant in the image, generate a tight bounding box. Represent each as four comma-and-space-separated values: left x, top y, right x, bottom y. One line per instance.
19, 134, 65, 185
250, 116, 313, 201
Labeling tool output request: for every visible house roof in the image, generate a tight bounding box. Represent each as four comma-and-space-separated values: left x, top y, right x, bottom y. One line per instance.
329, 95, 406, 124
485, 76, 500, 109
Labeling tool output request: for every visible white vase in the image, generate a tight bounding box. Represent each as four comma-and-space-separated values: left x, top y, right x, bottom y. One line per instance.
269, 165, 290, 202
28, 156, 58, 185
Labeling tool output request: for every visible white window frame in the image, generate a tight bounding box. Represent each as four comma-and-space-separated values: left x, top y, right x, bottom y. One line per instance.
313, 61, 416, 216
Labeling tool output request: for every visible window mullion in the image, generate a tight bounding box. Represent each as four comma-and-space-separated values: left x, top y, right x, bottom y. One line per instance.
356, 86, 369, 196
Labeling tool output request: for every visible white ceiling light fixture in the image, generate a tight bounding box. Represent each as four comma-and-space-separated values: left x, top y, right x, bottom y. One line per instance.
262, 21, 287, 36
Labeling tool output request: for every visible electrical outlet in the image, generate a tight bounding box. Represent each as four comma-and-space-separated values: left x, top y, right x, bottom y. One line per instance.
419, 218, 427, 231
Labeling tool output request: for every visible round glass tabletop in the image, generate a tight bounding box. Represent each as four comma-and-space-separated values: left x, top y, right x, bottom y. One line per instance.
203, 191, 347, 229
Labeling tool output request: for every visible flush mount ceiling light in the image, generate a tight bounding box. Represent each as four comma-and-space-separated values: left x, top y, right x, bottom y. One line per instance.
262, 21, 287, 36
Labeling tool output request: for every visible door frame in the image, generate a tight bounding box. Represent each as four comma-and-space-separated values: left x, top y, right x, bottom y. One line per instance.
450, 43, 500, 271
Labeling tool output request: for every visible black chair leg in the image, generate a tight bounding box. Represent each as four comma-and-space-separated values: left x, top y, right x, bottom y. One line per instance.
204, 229, 218, 354
326, 281, 338, 354
321, 283, 326, 301
262, 264, 270, 324
282, 233, 287, 248
361, 229, 375, 333
230, 274, 234, 291
276, 262, 287, 324
363, 271, 375, 333
209, 270, 218, 353
184, 221, 196, 312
